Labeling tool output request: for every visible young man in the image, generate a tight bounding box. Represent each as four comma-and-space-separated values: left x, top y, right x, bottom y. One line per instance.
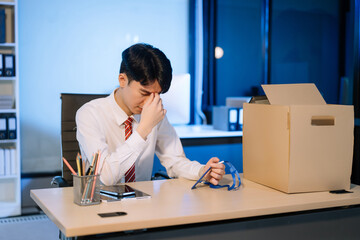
76, 43, 225, 186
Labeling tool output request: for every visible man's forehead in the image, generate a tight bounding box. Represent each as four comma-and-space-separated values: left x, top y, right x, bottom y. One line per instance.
139, 81, 162, 93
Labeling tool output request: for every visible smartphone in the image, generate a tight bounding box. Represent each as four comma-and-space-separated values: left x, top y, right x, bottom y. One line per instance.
98, 212, 127, 218
100, 189, 135, 198
100, 185, 136, 198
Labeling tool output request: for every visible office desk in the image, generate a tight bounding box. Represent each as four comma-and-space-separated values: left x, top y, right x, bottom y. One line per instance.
175, 125, 242, 146
31, 176, 360, 239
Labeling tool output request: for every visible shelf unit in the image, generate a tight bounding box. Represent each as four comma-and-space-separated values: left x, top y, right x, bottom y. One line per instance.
0, 0, 20, 217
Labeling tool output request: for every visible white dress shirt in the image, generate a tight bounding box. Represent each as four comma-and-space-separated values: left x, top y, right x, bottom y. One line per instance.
76, 90, 204, 185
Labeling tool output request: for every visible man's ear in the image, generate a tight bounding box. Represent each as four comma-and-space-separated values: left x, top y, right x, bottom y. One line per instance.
118, 73, 128, 88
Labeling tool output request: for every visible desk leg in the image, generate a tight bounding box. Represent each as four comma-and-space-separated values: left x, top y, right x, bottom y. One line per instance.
59, 230, 77, 240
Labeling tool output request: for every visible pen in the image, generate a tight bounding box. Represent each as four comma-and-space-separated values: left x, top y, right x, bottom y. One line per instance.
81, 156, 85, 176
191, 161, 224, 189
86, 154, 96, 175
203, 160, 224, 177
90, 150, 101, 200
62, 157, 77, 176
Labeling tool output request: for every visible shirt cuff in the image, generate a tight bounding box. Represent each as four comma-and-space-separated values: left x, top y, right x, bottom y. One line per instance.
198, 165, 207, 178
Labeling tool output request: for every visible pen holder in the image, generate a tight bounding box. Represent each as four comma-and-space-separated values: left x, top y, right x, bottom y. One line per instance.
73, 174, 101, 206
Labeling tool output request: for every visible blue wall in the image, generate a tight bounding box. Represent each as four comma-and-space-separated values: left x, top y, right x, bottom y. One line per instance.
18, 0, 189, 173
215, 0, 263, 104
215, 0, 342, 104
271, 0, 340, 104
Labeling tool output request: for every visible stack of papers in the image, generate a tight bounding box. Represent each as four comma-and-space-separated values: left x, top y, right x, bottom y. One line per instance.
0, 95, 14, 109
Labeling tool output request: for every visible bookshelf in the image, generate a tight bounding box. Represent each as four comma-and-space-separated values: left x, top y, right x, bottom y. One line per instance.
0, 0, 20, 217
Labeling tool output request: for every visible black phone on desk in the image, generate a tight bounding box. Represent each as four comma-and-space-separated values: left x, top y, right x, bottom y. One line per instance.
98, 212, 127, 218
100, 185, 136, 199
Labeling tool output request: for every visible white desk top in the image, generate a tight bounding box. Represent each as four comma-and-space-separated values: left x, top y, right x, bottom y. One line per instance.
31, 176, 360, 237
174, 125, 242, 139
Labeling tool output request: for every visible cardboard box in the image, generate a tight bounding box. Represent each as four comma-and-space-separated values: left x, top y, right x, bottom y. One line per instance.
243, 84, 354, 193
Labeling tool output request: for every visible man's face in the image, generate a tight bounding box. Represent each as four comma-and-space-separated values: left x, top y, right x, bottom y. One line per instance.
118, 74, 162, 115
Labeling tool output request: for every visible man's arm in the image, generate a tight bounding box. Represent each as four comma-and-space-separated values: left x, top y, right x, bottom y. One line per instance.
76, 103, 146, 185
155, 116, 204, 180
155, 115, 225, 183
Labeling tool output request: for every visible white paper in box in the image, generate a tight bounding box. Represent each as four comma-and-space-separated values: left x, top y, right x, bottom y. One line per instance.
243, 83, 354, 193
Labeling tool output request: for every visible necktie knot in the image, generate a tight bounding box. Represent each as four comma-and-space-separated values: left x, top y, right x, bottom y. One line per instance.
124, 117, 133, 127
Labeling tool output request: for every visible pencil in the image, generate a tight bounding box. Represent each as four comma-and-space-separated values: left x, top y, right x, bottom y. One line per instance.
78, 153, 83, 176
62, 157, 77, 176
86, 154, 96, 175
76, 153, 81, 176
81, 178, 90, 201
94, 151, 101, 175
90, 150, 101, 200
81, 155, 85, 176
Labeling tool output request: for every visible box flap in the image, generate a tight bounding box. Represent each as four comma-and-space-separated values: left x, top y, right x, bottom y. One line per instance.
262, 84, 326, 105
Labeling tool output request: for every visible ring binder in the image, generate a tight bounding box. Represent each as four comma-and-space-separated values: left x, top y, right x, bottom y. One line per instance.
0, 114, 7, 139
0, 9, 5, 44
3, 54, 15, 76
7, 114, 16, 139
0, 53, 3, 76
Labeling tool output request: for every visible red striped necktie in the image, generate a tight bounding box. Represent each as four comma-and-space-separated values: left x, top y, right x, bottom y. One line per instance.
124, 117, 135, 182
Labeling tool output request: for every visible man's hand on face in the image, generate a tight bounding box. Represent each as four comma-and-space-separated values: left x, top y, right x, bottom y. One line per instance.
137, 93, 166, 140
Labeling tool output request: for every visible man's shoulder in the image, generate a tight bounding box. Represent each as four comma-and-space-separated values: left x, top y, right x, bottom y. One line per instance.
77, 96, 110, 117
84, 96, 109, 108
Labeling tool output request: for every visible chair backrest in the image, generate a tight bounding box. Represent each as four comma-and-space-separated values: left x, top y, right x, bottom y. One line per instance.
61, 93, 108, 186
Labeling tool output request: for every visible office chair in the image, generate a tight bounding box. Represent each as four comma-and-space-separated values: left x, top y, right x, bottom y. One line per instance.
51, 93, 108, 187
51, 93, 169, 187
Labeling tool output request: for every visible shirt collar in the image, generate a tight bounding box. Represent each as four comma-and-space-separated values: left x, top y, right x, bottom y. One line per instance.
109, 89, 140, 126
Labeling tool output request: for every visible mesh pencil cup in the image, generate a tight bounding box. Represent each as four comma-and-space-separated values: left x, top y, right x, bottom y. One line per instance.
73, 174, 100, 206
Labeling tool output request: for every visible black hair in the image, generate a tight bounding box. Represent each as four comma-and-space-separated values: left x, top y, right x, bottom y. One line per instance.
119, 43, 173, 94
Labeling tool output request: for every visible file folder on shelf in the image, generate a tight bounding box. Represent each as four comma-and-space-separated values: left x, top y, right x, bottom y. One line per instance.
0, 115, 7, 139
0, 9, 5, 44
3, 54, 14, 77
238, 108, 243, 131
225, 96, 249, 131
0, 53, 3, 76
0, 113, 16, 140
10, 147, 15, 175
7, 114, 16, 139
4, 148, 10, 175
0, 147, 16, 176
213, 106, 239, 131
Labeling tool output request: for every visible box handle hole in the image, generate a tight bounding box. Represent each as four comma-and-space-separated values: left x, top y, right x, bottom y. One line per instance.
311, 116, 335, 126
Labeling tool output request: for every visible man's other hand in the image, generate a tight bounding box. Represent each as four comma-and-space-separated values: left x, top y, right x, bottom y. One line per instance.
201, 157, 225, 185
